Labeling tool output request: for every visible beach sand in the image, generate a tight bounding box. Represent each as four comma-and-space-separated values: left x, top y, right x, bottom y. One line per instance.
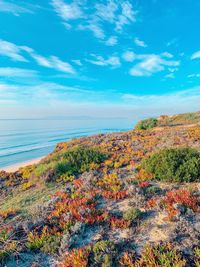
1, 157, 45, 173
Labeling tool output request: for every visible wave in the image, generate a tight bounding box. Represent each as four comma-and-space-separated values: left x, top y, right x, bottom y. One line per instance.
0, 123, 130, 168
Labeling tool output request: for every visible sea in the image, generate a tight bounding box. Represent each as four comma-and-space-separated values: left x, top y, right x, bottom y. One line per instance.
0, 118, 132, 169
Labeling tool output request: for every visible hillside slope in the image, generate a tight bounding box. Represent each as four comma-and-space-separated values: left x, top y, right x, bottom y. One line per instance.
0, 112, 200, 266
135, 110, 200, 130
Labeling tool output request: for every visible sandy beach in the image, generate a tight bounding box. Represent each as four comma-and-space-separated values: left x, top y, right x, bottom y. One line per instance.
1, 157, 45, 173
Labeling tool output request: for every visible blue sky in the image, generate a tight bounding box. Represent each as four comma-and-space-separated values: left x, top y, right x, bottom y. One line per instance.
0, 0, 200, 119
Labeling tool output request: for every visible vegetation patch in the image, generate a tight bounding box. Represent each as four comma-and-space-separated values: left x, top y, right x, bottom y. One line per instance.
34, 147, 108, 182
1, 112, 200, 266
141, 147, 200, 182
120, 243, 187, 266
0, 226, 17, 263
161, 189, 200, 220
135, 118, 158, 130
123, 207, 141, 223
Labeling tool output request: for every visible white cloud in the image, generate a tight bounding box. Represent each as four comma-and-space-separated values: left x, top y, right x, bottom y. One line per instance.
0, 39, 77, 75
161, 52, 173, 58
0, 67, 38, 77
52, 0, 137, 40
95, 0, 118, 23
168, 67, 178, 72
188, 73, 200, 78
87, 54, 121, 68
72, 59, 82, 66
122, 51, 136, 62
51, 0, 83, 21
165, 73, 175, 79
0, 0, 32, 15
105, 36, 118, 46
78, 23, 105, 39
134, 37, 147, 48
129, 54, 180, 77
31, 53, 52, 68
0, 39, 27, 62
51, 56, 76, 74
63, 22, 72, 30
191, 51, 200, 60
116, 1, 136, 31
166, 38, 177, 47
31, 53, 76, 74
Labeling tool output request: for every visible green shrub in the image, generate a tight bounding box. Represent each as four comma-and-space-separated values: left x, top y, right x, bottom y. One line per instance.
141, 147, 200, 182
34, 162, 56, 177
145, 185, 160, 195
54, 147, 107, 177
135, 118, 158, 130
123, 208, 141, 222
41, 235, 61, 254
93, 240, 116, 265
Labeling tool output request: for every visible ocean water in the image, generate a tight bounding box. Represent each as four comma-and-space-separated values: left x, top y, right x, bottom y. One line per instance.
0, 119, 132, 168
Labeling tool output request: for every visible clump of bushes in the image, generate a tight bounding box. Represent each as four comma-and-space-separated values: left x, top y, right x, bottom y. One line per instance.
135, 118, 158, 130
141, 147, 200, 182
123, 207, 141, 223
33, 147, 108, 181
54, 147, 107, 177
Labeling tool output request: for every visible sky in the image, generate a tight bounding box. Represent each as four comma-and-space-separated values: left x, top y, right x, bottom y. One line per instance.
0, 0, 200, 120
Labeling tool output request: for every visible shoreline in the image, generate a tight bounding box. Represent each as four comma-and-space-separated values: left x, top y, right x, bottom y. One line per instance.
1, 156, 45, 173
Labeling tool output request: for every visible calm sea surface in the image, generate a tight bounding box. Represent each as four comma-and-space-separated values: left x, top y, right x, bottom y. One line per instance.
0, 119, 132, 168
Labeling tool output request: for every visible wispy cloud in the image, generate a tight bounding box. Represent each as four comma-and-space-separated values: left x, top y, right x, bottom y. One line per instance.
188, 73, 200, 78
161, 52, 173, 58
30, 53, 76, 74
0, 39, 27, 62
129, 53, 180, 77
191, 50, 200, 60
0, 39, 77, 75
122, 86, 200, 111
0, 0, 32, 15
134, 37, 147, 48
0, 67, 38, 77
51, 0, 137, 40
105, 36, 118, 46
87, 54, 121, 68
2, 81, 200, 119
51, 0, 83, 21
166, 38, 178, 47
115, 1, 136, 31
0, 81, 91, 101
71, 59, 82, 66
164, 73, 175, 79
78, 23, 105, 39
122, 51, 136, 62
95, 0, 118, 23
